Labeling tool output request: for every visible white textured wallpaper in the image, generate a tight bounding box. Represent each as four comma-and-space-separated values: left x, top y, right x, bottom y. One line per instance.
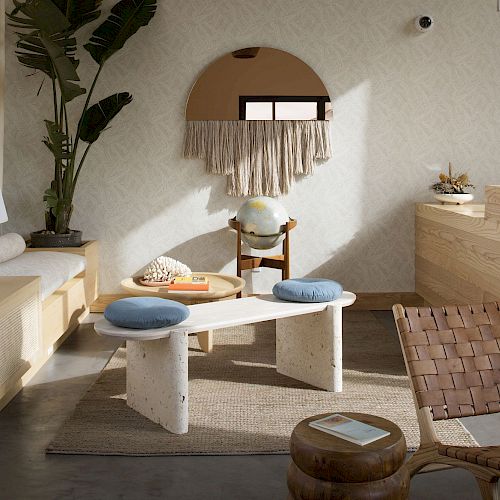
4, 0, 500, 293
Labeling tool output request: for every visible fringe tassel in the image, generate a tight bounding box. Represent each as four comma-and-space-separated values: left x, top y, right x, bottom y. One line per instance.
184, 120, 332, 196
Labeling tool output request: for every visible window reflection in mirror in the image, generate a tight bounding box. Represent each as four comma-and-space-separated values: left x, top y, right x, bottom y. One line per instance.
245, 102, 274, 120
275, 101, 317, 120
240, 96, 330, 120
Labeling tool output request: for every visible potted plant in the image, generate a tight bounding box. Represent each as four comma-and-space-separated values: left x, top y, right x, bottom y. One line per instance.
430, 162, 475, 205
7, 0, 157, 247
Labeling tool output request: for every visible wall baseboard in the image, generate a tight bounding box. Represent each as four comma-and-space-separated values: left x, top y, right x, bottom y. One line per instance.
348, 292, 424, 310
91, 292, 424, 313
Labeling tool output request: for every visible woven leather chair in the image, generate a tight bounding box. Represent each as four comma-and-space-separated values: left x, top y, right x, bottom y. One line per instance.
393, 303, 500, 500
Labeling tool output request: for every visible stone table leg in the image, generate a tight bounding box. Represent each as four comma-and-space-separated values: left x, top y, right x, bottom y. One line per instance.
197, 330, 213, 353
126, 333, 189, 434
275, 305, 343, 392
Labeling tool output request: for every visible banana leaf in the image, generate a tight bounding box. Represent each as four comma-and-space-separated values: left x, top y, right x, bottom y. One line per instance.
40, 32, 86, 102
7, 0, 78, 77
51, 0, 103, 32
8, 0, 70, 34
43, 120, 71, 160
43, 188, 58, 210
43, 188, 71, 224
15, 32, 78, 76
80, 92, 133, 143
84, 0, 156, 65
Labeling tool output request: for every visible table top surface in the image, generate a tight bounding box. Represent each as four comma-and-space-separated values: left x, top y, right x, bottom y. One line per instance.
121, 272, 246, 301
292, 412, 404, 453
95, 292, 357, 341
417, 202, 486, 219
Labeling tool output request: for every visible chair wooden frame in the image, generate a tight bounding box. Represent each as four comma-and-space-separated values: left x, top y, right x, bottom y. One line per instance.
393, 303, 500, 500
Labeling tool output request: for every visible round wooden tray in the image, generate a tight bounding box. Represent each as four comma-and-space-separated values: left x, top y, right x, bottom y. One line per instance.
121, 272, 246, 303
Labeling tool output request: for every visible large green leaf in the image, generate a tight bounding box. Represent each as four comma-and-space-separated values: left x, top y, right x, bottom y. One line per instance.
80, 92, 133, 143
7, 0, 78, 77
84, 0, 156, 65
40, 32, 86, 102
8, 0, 70, 34
43, 187, 58, 209
42, 120, 71, 160
51, 0, 103, 32
14, 33, 78, 76
43, 187, 71, 229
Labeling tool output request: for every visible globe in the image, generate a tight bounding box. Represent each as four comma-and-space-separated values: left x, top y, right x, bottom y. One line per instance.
236, 196, 289, 250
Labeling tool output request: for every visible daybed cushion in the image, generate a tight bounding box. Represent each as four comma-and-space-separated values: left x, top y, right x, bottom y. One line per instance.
104, 297, 190, 329
0, 233, 26, 264
0, 251, 86, 300
272, 278, 343, 303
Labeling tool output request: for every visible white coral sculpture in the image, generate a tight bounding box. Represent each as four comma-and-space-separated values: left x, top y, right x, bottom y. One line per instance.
143, 256, 191, 283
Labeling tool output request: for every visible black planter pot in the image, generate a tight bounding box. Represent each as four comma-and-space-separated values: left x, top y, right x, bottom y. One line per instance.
30, 230, 83, 248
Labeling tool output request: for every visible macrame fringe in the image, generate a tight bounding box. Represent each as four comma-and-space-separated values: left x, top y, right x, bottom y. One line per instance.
183, 120, 332, 197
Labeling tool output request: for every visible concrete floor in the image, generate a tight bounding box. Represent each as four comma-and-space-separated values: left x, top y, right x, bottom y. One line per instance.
0, 312, 498, 499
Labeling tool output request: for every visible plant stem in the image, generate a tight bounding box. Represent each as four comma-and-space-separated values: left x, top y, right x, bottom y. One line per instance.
72, 143, 92, 196
66, 0, 72, 19
67, 64, 103, 210
62, 101, 71, 161
51, 78, 58, 126
51, 77, 64, 200
56, 94, 73, 212
59, 95, 64, 130
71, 64, 103, 173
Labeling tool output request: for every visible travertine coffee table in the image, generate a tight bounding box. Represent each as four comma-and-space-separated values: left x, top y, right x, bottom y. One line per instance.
120, 272, 245, 353
95, 292, 356, 434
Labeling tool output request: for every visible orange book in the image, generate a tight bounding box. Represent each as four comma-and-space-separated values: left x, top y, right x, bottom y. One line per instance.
168, 282, 210, 291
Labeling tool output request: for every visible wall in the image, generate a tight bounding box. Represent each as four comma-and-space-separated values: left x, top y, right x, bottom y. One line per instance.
4, 0, 500, 294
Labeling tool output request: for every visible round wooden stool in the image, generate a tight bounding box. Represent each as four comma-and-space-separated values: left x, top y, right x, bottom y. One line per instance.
288, 412, 410, 500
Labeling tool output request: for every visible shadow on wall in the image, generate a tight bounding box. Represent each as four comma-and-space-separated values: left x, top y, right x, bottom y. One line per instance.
203, 174, 242, 216
132, 227, 235, 276
304, 200, 414, 293
130, 222, 263, 294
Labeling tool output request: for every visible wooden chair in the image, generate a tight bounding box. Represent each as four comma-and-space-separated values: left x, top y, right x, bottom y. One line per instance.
393, 303, 500, 500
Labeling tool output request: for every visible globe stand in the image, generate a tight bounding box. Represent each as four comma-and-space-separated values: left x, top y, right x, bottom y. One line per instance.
228, 217, 297, 298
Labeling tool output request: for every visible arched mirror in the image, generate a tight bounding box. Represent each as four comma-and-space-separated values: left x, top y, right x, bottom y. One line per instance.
183, 47, 332, 196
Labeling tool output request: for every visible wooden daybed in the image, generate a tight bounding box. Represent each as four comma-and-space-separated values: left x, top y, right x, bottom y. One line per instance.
0, 241, 98, 410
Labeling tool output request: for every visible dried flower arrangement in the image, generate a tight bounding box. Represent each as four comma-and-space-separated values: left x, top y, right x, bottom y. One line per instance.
431, 162, 475, 194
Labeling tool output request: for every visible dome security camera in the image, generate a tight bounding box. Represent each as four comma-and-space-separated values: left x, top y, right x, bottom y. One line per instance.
415, 15, 434, 32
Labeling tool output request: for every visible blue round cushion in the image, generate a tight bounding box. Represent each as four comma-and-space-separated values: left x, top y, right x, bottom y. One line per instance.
104, 297, 190, 329
272, 278, 343, 303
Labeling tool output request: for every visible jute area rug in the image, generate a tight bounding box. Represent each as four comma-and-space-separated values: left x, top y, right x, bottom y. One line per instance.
47, 311, 477, 456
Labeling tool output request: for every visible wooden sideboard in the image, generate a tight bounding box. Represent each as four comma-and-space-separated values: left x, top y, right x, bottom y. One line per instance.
416, 187, 500, 306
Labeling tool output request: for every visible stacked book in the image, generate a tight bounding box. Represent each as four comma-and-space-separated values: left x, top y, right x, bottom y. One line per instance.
168, 276, 210, 292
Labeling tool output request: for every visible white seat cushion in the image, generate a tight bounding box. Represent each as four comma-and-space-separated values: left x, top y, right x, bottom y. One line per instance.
0, 252, 86, 300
